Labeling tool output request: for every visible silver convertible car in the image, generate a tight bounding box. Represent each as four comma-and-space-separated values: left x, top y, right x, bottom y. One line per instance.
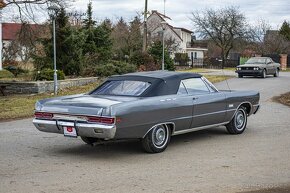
235, 57, 280, 78
33, 71, 260, 153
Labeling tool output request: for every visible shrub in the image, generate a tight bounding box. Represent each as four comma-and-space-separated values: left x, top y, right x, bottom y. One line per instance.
175, 53, 190, 66
94, 61, 137, 77
0, 69, 15, 79
130, 51, 159, 71
4, 66, 29, 77
34, 68, 65, 81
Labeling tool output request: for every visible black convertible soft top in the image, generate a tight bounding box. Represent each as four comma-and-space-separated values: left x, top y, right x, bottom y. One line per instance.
106, 71, 202, 97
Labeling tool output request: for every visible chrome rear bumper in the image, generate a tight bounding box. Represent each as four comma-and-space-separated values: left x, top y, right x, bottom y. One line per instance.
33, 119, 116, 139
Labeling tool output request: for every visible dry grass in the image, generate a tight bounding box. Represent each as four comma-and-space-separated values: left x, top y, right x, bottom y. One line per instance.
0, 79, 104, 122
179, 68, 212, 73
0, 75, 232, 122
273, 92, 290, 108
204, 75, 232, 83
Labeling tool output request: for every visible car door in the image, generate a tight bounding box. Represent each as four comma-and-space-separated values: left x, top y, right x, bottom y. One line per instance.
266, 58, 275, 74
181, 78, 227, 129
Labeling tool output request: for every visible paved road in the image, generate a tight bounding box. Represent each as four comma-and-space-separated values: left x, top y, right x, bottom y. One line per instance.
1, 72, 290, 193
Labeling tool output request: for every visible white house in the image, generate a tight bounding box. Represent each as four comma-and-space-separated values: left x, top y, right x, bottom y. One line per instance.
144, 10, 207, 66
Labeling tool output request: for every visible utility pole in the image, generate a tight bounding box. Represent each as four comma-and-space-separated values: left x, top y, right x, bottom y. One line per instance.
142, 0, 148, 52
48, 5, 60, 95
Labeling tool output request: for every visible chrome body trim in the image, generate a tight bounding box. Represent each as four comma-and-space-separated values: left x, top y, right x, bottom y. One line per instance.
193, 109, 235, 118
33, 118, 116, 139
172, 122, 229, 136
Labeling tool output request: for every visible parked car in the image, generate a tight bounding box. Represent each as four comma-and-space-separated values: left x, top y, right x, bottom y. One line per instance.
33, 71, 260, 153
236, 57, 280, 78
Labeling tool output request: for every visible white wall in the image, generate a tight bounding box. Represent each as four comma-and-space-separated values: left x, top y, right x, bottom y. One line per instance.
188, 51, 204, 59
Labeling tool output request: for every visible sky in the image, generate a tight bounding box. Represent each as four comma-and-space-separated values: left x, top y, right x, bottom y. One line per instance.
2, 0, 290, 32
70, 0, 290, 30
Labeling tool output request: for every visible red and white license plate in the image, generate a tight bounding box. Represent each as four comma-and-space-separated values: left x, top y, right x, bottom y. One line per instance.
63, 126, 77, 138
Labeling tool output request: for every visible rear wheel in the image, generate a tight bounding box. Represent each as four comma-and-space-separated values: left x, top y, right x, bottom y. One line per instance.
274, 68, 279, 77
226, 107, 248, 134
81, 136, 98, 145
141, 124, 171, 153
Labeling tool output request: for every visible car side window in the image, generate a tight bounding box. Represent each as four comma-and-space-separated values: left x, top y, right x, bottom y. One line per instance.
181, 78, 210, 95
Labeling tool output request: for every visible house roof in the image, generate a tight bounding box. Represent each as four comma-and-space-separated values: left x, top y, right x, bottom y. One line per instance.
2, 23, 42, 41
151, 10, 172, 20
148, 11, 183, 41
173, 27, 193, 34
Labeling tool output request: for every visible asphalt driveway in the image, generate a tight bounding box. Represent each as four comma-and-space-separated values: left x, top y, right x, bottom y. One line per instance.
1, 72, 290, 193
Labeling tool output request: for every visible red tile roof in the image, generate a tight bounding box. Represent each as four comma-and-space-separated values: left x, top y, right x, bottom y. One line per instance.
2, 23, 41, 41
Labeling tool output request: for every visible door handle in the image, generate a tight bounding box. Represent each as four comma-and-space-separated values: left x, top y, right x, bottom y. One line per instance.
193, 96, 199, 100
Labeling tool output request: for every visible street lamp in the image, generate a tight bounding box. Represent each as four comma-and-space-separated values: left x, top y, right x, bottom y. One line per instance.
0, 0, 7, 71
160, 21, 167, 70
48, 5, 60, 95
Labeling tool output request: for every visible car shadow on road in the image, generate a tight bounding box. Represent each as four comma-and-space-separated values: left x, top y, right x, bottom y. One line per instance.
47, 127, 229, 159
170, 127, 228, 145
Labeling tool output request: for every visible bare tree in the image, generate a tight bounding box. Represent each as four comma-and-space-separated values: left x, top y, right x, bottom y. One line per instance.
248, 19, 271, 55
191, 6, 248, 67
3, 22, 47, 64
264, 31, 290, 54
249, 20, 290, 54
3, 0, 68, 22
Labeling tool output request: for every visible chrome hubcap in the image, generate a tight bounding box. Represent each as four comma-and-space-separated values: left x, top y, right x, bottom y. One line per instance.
153, 126, 166, 146
235, 111, 245, 130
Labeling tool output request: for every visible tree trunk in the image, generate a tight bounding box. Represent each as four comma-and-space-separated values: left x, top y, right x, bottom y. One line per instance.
221, 49, 225, 69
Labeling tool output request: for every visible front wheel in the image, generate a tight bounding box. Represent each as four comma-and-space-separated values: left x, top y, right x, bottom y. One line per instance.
238, 74, 243, 78
274, 68, 279, 77
226, 107, 248, 134
141, 124, 171, 153
261, 69, 266, 78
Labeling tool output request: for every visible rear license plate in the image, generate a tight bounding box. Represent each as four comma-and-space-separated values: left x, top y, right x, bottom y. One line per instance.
63, 126, 77, 138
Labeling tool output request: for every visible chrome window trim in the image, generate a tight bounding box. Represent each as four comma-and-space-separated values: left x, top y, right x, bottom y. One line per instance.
181, 78, 211, 94
201, 76, 219, 93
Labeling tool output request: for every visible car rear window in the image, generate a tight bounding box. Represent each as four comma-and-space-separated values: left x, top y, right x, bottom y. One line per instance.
91, 80, 151, 96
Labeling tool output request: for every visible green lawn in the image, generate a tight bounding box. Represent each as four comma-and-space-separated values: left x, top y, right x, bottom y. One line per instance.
0, 75, 232, 122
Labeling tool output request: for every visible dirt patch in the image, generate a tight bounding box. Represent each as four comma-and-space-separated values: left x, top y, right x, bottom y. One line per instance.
273, 92, 290, 107
240, 185, 290, 193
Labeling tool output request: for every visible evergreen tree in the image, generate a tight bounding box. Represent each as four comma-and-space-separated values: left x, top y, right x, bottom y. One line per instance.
128, 16, 143, 57
33, 7, 85, 76
82, 3, 112, 65
149, 41, 175, 71
93, 21, 113, 63
279, 21, 290, 41
111, 17, 130, 60
83, 2, 96, 30
82, 2, 97, 56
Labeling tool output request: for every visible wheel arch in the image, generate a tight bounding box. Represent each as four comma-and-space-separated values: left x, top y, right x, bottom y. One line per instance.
239, 102, 252, 116
142, 122, 175, 138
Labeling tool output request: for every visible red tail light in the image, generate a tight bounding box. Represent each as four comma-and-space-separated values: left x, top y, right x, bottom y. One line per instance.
87, 116, 115, 124
34, 112, 53, 119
